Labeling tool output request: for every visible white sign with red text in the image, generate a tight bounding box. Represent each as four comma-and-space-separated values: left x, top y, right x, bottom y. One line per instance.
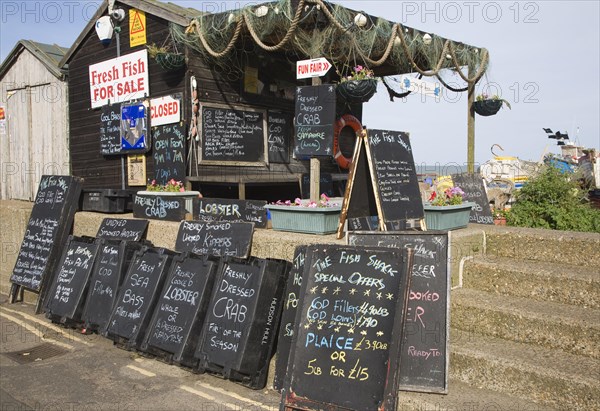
150, 95, 181, 127
296, 57, 332, 80
89, 49, 149, 108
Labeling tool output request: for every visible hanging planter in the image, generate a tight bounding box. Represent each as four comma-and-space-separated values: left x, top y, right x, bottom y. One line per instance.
148, 41, 186, 71
337, 79, 378, 104
473, 94, 511, 116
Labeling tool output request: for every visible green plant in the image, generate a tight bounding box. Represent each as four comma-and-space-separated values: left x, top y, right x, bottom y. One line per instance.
147, 43, 168, 59
476, 93, 511, 109
146, 179, 185, 192
340, 65, 375, 82
273, 193, 339, 208
507, 166, 600, 232
428, 186, 465, 206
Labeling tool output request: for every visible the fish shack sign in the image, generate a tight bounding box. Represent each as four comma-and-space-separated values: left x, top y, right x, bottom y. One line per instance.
89, 50, 149, 109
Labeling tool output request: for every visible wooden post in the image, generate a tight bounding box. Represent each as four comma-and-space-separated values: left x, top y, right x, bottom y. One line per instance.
238, 182, 246, 200
467, 64, 475, 173
310, 76, 322, 202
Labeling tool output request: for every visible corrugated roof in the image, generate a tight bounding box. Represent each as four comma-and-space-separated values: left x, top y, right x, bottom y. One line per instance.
0, 40, 69, 80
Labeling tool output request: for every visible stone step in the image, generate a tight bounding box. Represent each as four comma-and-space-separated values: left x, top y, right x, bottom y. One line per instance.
483, 226, 600, 268
450, 330, 600, 410
462, 255, 600, 309
398, 379, 556, 411
451, 288, 600, 359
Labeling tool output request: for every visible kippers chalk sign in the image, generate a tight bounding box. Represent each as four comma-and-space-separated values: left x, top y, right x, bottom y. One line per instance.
89, 49, 149, 109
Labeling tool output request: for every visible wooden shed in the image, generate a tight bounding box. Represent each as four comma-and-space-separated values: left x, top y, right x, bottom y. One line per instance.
61, 0, 488, 201
0, 40, 69, 201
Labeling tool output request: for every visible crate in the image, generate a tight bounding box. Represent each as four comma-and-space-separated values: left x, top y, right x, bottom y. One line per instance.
80, 189, 133, 213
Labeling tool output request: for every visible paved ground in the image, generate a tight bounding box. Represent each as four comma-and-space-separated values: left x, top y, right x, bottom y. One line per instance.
0, 295, 281, 411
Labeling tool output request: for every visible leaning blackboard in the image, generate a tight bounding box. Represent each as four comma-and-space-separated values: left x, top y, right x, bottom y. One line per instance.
366, 129, 424, 221
201, 104, 267, 165
10, 176, 83, 307
196, 257, 289, 389
451, 173, 494, 225
82, 239, 144, 333
45, 236, 100, 325
175, 221, 254, 258
141, 253, 218, 366
281, 245, 412, 411
273, 246, 307, 392
100, 104, 122, 155
267, 111, 291, 163
96, 218, 149, 241
348, 231, 450, 393
105, 247, 176, 349
195, 198, 267, 228
153, 123, 186, 185
294, 85, 336, 158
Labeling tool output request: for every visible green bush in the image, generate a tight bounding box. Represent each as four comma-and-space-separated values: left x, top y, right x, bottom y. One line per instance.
507, 166, 600, 233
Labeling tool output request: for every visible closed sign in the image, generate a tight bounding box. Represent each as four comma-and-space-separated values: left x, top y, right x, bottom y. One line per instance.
150, 95, 181, 127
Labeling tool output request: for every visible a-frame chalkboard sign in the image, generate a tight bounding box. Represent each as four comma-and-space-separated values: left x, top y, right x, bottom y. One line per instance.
9, 175, 83, 313
336, 130, 424, 238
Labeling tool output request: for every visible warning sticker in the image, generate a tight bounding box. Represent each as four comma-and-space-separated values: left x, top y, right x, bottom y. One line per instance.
129, 9, 146, 47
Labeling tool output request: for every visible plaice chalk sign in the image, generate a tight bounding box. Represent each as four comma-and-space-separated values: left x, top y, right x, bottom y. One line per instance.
296, 57, 332, 80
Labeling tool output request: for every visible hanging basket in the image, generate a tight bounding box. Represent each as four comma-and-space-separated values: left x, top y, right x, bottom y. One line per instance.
155, 52, 186, 71
336, 79, 378, 104
473, 99, 503, 116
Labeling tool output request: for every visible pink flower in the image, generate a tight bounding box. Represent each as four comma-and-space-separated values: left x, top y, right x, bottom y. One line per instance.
294, 198, 302, 206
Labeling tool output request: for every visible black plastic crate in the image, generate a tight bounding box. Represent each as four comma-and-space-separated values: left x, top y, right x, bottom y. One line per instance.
80, 189, 133, 213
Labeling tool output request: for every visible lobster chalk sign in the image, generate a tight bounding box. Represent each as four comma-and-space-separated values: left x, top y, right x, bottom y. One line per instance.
121, 102, 149, 152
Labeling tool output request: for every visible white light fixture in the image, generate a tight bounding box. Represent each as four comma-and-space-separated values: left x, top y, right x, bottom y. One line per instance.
422, 33, 432, 45
95, 15, 114, 45
255, 5, 269, 17
354, 13, 367, 28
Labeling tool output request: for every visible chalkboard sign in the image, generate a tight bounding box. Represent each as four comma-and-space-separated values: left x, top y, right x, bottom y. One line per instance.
10, 175, 83, 309
301, 173, 334, 198
96, 218, 149, 241
201, 104, 267, 165
273, 246, 307, 392
100, 104, 122, 155
133, 193, 188, 221
141, 253, 218, 366
105, 247, 176, 349
267, 111, 291, 163
366, 129, 424, 222
451, 173, 494, 225
82, 239, 144, 333
196, 257, 289, 389
195, 198, 267, 228
153, 123, 186, 185
281, 245, 413, 411
348, 216, 379, 231
45, 236, 100, 325
175, 221, 254, 258
294, 85, 336, 157
348, 231, 450, 393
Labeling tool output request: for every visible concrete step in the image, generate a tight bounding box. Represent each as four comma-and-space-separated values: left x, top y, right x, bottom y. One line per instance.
450, 330, 600, 410
398, 379, 556, 411
483, 226, 600, 268
463, 255, 600, 309
451, 288, 600, 359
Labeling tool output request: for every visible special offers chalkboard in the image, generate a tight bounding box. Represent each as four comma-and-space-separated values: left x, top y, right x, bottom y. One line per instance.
451, 173, 494, 225
281, 245, 413, 411
294, 85, 336, 158
348, 231, 450, 393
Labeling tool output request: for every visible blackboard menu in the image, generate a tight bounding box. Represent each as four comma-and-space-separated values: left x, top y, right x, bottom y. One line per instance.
105, 248, 176, 349
96, 218, 149, 241
273, 246, 307, 392
11, 175, 83, 294
196, 257, 289, 389
348, 231, 450, 393
282, 245, 412, 411
195, 198, 267, 228
45, 236, 100, 324
301, 173, 334, 198
451, 173, 494, 225
366, 129, 423, 221
175, 221, 254, 258
82, 239, 144, 332
153, 123, 186, 185
267, 112, 291, 163
348, 216, 379, 231
201, 105, 266, 164
294, 85, 336, 157
133, 193, 188, 221
100, 105, 122, 155
141, 254, 218, 366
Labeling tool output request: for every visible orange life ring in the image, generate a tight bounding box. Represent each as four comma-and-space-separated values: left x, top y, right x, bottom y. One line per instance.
333, 114, 362, 169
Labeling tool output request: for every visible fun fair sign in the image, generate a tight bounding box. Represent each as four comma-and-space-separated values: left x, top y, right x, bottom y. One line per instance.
89, 49, 149, 108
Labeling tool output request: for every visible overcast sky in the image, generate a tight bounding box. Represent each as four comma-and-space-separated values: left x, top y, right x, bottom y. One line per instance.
1, 0, 598, 168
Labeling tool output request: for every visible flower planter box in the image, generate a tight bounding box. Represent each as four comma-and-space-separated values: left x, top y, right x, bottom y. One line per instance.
133, 191, 199, 221
265, 205, 341, 235
423, 202, 475, 230
473, 100, 503, 116
337, 79, 378, 104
